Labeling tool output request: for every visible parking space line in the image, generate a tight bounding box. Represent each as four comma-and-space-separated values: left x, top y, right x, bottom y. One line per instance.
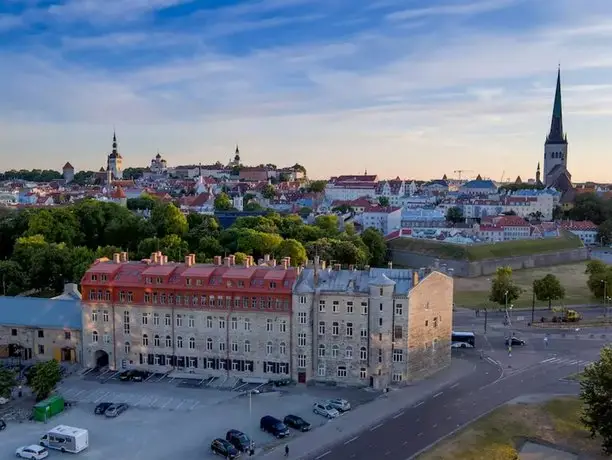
344, 437, 359, 445
94, 391, 110, 403
189, 401, 199, 411
174, 400, 186, 410
160, 398, 173, 409
315, 451, 331, 460
449, 383, 459, 389
413, 401, 424, 408
133, 396, 149, 406
392, 411, 404, 419
369, 423, 383, 431
74, 390, 86, 398
148, 397, 159, 408
433, 392, 443, 399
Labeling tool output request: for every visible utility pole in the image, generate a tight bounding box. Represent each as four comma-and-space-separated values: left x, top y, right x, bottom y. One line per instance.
484, 308, 488, 334
531, 290, 536, 325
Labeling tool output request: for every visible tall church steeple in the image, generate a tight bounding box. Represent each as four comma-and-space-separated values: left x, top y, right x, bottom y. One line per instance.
546, 66, 566, 145
543, 67, 569, 188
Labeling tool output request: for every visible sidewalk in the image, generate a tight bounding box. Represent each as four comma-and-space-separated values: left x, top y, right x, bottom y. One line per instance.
259, 359, 476, 460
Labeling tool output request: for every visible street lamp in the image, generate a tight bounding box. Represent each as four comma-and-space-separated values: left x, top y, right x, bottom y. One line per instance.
601, 280, 608, 317
575, 328, 581, 374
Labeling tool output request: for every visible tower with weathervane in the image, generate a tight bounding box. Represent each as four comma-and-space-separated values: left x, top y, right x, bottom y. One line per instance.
543, 67, 570, 187
107, 132, 124, 180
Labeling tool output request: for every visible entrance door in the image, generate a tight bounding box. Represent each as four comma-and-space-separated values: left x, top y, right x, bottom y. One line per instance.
369, 376, 374, 387
61, 348, 74, 362
94, 350, 110, 368
298, 372, 306, 383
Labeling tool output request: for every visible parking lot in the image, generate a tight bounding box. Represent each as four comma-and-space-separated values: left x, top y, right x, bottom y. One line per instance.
0, 373, 380, 460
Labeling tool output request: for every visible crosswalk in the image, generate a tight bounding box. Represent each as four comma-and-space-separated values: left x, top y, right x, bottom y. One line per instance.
539, 357, 593, 367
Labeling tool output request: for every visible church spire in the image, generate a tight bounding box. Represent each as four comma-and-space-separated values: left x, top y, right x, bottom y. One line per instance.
112, 131, 118, 154
546, 66, 566, 144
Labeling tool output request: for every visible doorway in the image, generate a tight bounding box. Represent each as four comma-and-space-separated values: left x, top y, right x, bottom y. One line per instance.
298, 372, 306, 383
61, 348, 75, 362
94, 350, 109, 368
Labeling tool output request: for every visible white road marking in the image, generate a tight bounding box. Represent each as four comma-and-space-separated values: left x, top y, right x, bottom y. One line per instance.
433, 392, 443, 399
540, 357, 556, 363
413, 401, 424, 408
74, 390, 86, 398
393, 411, 405, 419
344, 437, 359, 445
189, 401, 199, 411
160, 398, 173, 409
449, 383, 460, 389
148, 397, 159, 408
94, 391, 110, 403
315, 451, 331, 460
417, 432, 423, 437
370, 423, 383, 431
403, 441, 408, 445
175, 399, 186, 410
385, 451, 391, 456
432, 424, 437, 428
416, 418, 420, 423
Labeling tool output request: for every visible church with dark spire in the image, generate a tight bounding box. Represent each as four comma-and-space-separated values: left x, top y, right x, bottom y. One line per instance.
107, 131, 124, 180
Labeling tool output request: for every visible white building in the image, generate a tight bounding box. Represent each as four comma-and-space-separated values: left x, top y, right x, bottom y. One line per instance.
358, 206, 402, 235
107, 133, 123, 180
559, 220, 598, 245
325, 175, 378, 202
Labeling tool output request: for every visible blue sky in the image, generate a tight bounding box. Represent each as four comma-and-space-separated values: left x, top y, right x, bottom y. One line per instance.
2, 0, 612, 181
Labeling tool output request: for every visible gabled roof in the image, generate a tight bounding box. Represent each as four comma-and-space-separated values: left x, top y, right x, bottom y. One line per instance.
63, 162, 74, 170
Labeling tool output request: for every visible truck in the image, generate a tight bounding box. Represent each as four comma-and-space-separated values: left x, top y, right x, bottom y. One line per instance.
551, 307, 582, 323
39, 425, 89, 453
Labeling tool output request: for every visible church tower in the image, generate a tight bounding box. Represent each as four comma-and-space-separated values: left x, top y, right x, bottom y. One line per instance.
543, 67, 568, 187
107, 131, 124, 180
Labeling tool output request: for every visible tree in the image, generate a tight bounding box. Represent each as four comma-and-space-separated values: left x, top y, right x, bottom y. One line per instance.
214, 193, 233, 211
378, 196, 390, 207
0, 368, 17, 398
244, 202, 263, 211
333, 240, 368, 266
298, 207, 312, 217
150, 203, 187, 237
306, 180, 326, 193
30, 360, 62, 401
533, 274, 565, 309
314, 215, 339, 234
446, 207, 464, 224
586, 260, 607, 276
361, 227, 387, 266
233, 252, 248, 264
277, 239, 307, 266
198, 236, 223, 258
489, 266, 523, 306
587, 264, 612, 299
261, 184, 276, 200
580, 345, 612, 454
598, 219, 612, 246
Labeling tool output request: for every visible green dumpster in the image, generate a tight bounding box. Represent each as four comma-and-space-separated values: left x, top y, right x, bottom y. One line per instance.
32, 395, 65, 422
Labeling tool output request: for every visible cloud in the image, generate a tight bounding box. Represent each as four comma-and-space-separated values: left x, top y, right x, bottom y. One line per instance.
46, 0, 194, 23
0, 14, 23, 31
386, 0, 520, 21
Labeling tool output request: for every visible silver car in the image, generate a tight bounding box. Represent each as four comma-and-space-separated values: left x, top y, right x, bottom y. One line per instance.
313, 402, 339, 419
327, 398, 351, 412
105, 403, 129, 418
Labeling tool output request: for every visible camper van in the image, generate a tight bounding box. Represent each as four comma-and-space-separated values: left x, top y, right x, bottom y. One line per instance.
39, 425, 89, 453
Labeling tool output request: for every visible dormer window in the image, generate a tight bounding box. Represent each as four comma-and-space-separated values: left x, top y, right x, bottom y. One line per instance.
146, 277, 152, 284
270, 281, 277, 289
156, 277, 162, 284
101, 275, 107, 282
186, 278, 192, 286
238, 280, 244, 288
196, 279, 202, 286
91, 274, 98, 281
227, 280, 233, 288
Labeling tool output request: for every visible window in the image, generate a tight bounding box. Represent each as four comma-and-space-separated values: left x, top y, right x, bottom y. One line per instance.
188, 316, 195, 328
279, 342, 286, 355
425, 320, 428, 327
124, 342, 130, 354
207, 338, 213, 351
395, 303, 403, 316
337, 366, 347, 377
297, 333, 306, 347
219, 318, 225, 329
319, 300, 326, 313
346, 346, 353, 359
176, 315, 183, 327
346, 301, 354, 314
318, 344, 326, 357
433, 317, 438, 328
231, 341, 238, 352
189, 337, 196, 349
244, 318, 251, 331
37, 330, 44, 338
360, 347, 367, 360
142, 313, 148, 325
346, 322, 353, 337
379, 288, 383, 296
38, 345, 45, 355
103, 310, 109, 322
64, 331, 71, 340
360, 368, 367, 379
153, 313, 159, 326
394, 326, 403, 340
380, 303, 383, 311
165, 335, 172, 347
318, 321, 325, 335
393, 349, 403, 362
176, 336, 183, 348
266, 342, 273, 355
361, 327, 368, 338
92, 331, 99, 343
299, 296, 307, 304
393, 373, 403, 382
317, 363, 326, 377
378, 349, 383, 363
206, 316, 213, 328
298, 312, 307, 324
361, 302, 368, 315
332, 300, 339, 313
91, 310, 98, 322
219, 340, 226, 352
165, 314, 171, 326
332, 322, 339, 336
154, 335, 160, 346
231, 317, 238, 330
279, 320, 287, 333
332, 345, 339, 358
142, 334, 149, 346
298, 355, 307, 368
378, 318, 383, 326
266, 319, 273, 332
244, 340, 251, 353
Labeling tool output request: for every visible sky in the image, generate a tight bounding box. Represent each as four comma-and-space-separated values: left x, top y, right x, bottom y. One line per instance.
2, 0, 612, 182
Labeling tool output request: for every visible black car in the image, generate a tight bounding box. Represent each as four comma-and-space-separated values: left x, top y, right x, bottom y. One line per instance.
505, 337, 526, 346
260, 415, 290, 438
94, 402, 113, 415
119, 370, 148, 382
0, 419, 6, 431
211, 438, 240, 459
283, 415, 311, 432
226, 429, 253, 453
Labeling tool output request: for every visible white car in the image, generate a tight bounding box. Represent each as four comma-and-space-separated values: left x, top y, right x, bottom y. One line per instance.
15, 445, 49, 459
327, 398, 351, 412
313, 402, 340, 419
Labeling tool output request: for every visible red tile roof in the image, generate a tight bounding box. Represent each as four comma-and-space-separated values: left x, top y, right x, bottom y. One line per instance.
558, 220, 598, 231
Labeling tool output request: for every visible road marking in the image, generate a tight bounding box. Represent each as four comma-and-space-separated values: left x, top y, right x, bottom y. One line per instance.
315, 451, 331, 459
417, 432, 423, 437
433, 392, 443, 399
148, 397, 159, 407
416, 418, 420, 423
94, 391, 110, 403
413, 401, 424, 408
370, 423, 383, 431
175, 399, 186, 410
393, 411, 405, 419
403, 441, 409, 445
189, 401, 199, 411
446, 416, 451, 420
74, 390, 86, 398
344, 437, 359, 445
540, 357, 556, 363
160, 398, 173, 409
385, 451, 391, 456
432, 424, 437, 428
449, 383, 459, 389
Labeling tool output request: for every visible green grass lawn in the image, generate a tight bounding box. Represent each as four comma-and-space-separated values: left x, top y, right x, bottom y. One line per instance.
454, 262, 594, 309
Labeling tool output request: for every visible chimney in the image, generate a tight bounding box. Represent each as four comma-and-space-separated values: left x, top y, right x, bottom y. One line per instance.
388, 262, 393, 269
284, 256, 291, 267
214, 256, 222, 266
243, 257, 250, 268
333, 264, 341, 271
314, 255, 320, 268
229, 255, 235, 265
185, 255, 193, 267
282, 258, 289, 270
264, 254, 270, 262
113, 253, 121, 264
270, 259, 277, 267
150, 252, 158, 263
412, 271, 419, 286
248, 256, 255, 266
190, 254, 196, 265
120, 252, 128, 262
164, 255, 169, 264
159, 255, 164, 266
156, 251, 163, 262
224, 256, 231, 267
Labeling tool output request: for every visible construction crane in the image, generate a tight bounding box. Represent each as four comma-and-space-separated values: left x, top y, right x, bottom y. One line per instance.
500, 170, 505, 183
454, 170, 473, 181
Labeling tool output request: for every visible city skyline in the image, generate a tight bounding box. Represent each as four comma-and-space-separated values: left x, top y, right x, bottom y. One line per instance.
2, 0, 612, 181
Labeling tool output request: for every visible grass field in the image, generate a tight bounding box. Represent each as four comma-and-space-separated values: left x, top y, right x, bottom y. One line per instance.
453, 262, 593, 309
418, 396, 605, 460
389, 231, 583, 261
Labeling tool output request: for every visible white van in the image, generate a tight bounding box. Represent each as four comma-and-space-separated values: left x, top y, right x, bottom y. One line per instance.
40, 425, 89, 453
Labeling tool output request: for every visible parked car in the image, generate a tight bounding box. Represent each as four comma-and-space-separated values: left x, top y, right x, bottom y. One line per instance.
105, 403, 128, 418
15, 445, 48, 459
119, 370, 148, 382
327, 398, 351, 412
505, 337, 526, 346
211, 438, 240, 458
260, 415, 290, 438
94, 402, 113, 415
0, 418, 6, 430
283, 414, 311, 432
226, 429, 253, 453
313, 402, 340, 419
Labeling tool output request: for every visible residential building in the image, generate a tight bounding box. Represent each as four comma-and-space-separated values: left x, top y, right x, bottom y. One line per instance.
459, 177, 498, 195
325, 175, 378, 201
559, 220, 598, 245
358, 206, 402, 235
375, 179, 407, 206
0, 297, 82, 363
475, 224, 504, 242
400, 208, 446, 230
485, 215, 532, 240
292, 261, 452, 388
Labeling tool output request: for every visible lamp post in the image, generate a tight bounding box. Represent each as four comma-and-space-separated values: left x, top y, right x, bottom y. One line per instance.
575, 328, 581, 374
601, 280, 608, 318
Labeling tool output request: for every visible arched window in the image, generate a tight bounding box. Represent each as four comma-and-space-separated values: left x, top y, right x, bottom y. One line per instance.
124, 342, 130, 354
266, 341, 273, 354
92, 331, 99, 343
318, 344, 326, 357
332, 345, 339, 358
189, 337, 195, 349
345, 346, 353, 359
165, 335, 172, 347
176, 336, 183, 348
154, 335, 160, 347
142, 334, 149, 346
279, 342, 286, 355
360, 347, 367, 360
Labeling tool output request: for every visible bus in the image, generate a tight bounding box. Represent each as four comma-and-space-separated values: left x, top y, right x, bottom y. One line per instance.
451, 331, 476, 348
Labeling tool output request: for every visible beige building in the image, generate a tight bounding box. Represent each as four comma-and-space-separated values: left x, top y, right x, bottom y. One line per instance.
291, 261, 452, 388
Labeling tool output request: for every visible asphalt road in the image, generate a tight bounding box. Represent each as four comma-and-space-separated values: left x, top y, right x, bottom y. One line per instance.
306, 356, 587, 460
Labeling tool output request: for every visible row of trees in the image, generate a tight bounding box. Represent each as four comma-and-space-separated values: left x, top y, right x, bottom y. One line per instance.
488, 266, 565, 308
0, 199, 387, 296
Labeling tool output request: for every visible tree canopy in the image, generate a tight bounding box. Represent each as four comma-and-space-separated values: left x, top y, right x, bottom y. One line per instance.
532, 274, 565, 309
489, 266, 523, 306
